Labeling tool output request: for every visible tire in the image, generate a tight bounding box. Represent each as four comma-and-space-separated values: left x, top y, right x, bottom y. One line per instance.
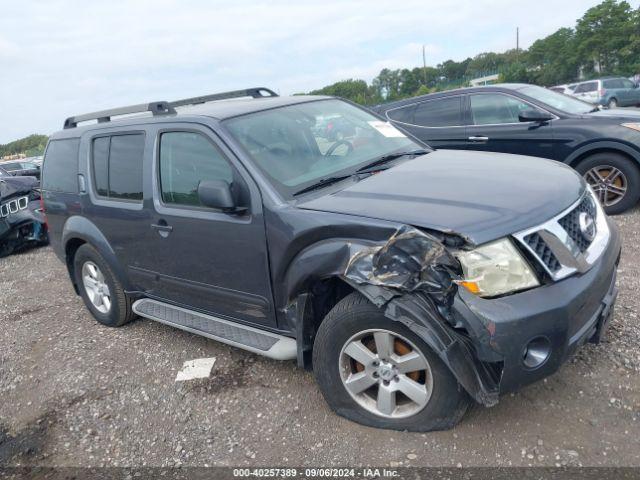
312, 292, 471, 431
607, 98, 618, 109
73, 244, 136, 327
576, 152, 640, 215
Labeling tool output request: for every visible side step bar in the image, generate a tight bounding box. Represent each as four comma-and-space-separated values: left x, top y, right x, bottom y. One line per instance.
132, 299, 296, 360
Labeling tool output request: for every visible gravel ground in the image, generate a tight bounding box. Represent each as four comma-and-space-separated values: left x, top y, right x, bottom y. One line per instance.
1, 207, 639, 468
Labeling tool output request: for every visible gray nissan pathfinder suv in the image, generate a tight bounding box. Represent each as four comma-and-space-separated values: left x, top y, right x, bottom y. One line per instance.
42, 88, 621, 431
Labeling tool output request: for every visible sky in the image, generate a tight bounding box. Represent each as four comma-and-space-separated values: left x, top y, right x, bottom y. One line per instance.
1, 0, 639, 144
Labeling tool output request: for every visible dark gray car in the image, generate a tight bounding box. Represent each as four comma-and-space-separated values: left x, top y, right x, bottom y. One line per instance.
42, 88, 621, 431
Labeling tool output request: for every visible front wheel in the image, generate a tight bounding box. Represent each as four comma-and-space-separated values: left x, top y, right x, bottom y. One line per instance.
312, 293, 471, 431
576, 152, 640, 215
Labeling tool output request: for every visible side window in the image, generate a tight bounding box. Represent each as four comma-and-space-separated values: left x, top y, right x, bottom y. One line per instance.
605, 79, 623, 89
470, 94, 536, 125
91, 133, 144, 201
386, 105, 416, 123
621, 79, 635, 89
42, 138, 80, 193
412, 97, 462, 127
92, 137, 109, 197
584, 82, 598, 93
159, 131, 234, 207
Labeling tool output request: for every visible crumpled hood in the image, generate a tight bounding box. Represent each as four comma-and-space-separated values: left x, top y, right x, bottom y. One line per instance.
298, 150, 585, 245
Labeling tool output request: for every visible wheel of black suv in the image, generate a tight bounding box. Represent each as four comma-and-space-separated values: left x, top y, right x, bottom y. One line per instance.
576, 152, 640, 215
607, 98, 618, 109
73, 244, 136, 327
313, 292, 471, 432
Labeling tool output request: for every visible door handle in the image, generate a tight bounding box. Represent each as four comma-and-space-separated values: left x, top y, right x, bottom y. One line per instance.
468, 136, 489, 142
151, 221, 173, 237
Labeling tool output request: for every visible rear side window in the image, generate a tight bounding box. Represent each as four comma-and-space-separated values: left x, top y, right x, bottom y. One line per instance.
2, 163, 20, 171
159, 131, 233, 207
386, 104, 416, 123
91, 133, 144, 201
42, 138, 80, 193
412, 97, 462, 127
604, 79, 623, 89
575, 82, 598, 93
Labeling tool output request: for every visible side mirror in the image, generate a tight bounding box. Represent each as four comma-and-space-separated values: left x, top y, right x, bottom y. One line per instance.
519, 109, 554, 123
197, 180, 245, 213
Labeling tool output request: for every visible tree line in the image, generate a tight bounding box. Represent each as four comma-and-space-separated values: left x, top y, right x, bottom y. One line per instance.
0, 134, 49, 158
309, 0, 640, 105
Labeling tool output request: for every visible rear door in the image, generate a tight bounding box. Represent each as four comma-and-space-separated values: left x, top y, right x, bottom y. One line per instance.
130, 123, 277, 328
465, 92, 556, 159
384, 95, 468, 149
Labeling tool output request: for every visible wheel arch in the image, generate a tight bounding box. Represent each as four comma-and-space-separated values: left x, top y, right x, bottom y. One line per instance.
62, 215, 131, 294
566, 141, 640, 169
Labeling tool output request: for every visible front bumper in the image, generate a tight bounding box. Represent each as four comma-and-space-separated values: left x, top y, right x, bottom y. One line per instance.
452, 218, 621, 394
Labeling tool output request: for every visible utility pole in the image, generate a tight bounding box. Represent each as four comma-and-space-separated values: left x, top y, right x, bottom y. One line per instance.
516, 27, 520, 57
422, 45, 428, 86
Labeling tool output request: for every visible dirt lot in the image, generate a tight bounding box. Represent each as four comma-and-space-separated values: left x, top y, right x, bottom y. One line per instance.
1, 208, 639, 468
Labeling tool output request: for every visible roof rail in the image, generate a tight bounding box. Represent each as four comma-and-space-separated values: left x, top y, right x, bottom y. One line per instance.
170, 87, 278, 108
63, 101, 176, 129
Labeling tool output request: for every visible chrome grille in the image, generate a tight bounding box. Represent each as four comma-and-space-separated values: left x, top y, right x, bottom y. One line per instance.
513, 189, 610, 281
557, 195, 597, 253
0, 195, 29, 218
523, 232, 561, 272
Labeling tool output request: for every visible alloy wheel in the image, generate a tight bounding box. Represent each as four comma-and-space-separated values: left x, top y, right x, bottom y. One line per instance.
82, 261, 112, 314
338, 329, 433, 418
584, 165, 628, 207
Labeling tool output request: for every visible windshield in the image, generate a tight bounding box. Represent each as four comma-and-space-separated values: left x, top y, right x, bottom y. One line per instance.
518, 85, 595, 114
224, 99, 425, 197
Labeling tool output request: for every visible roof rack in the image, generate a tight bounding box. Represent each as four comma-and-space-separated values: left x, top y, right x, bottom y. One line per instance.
170, 87, 278, 108
63, 101, 176, 129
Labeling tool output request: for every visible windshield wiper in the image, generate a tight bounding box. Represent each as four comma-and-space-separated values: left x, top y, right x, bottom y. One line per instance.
292, 175, 353, 196
356, 149, 429, 173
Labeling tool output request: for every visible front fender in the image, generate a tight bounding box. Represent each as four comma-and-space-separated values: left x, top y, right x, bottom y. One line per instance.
382, 294, 500, 406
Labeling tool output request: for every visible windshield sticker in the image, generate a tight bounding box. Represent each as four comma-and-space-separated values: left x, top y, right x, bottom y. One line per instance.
367, 121, 406, 138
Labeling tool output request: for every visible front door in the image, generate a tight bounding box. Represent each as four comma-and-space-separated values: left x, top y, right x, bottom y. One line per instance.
465, 93, 556, 160
132, 124, 277, 328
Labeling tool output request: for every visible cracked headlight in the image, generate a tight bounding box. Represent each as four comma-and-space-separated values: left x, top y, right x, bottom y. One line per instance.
455, 238, 539, 297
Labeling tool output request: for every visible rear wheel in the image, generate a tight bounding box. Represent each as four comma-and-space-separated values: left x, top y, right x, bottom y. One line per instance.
576, 152, 640, 215
607, 98, 618, 109
73, 244, 136, 327
313, 293, 471, 431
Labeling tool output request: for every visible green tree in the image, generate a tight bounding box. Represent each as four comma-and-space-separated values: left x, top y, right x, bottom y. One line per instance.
0, 134, 49, 158
575, 0, 634, 75
526, 27, 579, 85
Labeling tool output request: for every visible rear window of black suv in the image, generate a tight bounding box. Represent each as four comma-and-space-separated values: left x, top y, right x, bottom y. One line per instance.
42, 138, 80, 193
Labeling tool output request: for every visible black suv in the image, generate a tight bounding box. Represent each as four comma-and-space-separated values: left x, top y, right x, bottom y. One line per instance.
373, 84, 640, 214
42, 88, 621, 431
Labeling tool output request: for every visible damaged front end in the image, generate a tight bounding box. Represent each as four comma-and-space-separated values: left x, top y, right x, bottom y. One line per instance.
341, 226, 501, 406
0, 178, 48, 258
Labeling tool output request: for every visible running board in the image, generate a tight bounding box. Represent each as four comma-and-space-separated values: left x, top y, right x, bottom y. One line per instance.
132, 299, 296, 360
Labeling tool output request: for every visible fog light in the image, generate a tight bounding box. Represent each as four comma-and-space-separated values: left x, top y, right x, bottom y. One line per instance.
522, 337, 551, 369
